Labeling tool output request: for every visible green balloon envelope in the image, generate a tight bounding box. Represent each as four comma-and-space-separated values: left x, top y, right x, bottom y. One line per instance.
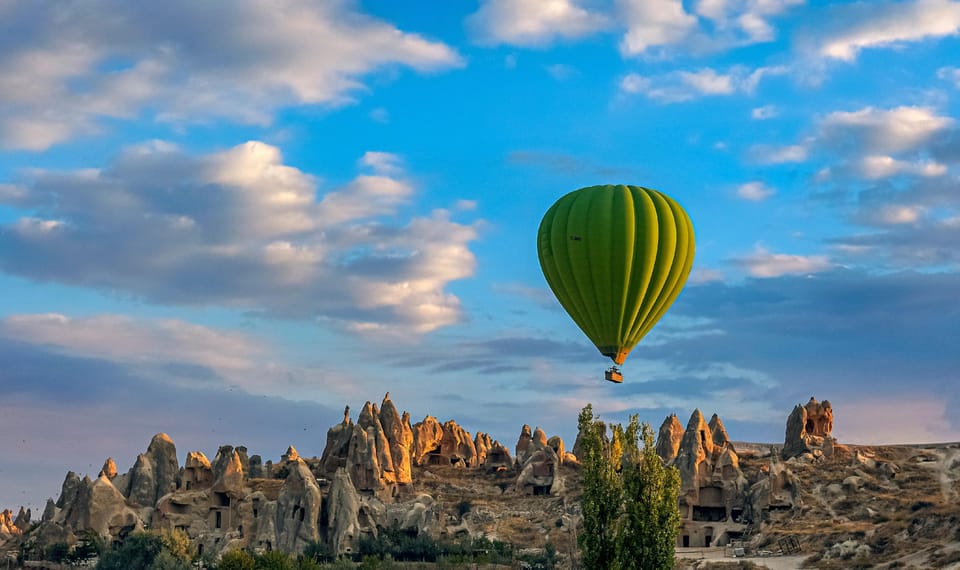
537, 185, 695, 366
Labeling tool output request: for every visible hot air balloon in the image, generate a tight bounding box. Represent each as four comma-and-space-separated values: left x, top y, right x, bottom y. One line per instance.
537, 184, 695, 383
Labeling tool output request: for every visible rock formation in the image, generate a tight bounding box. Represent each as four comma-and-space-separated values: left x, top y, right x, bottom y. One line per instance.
783, 397, 840, 459
274, 460, 322, 552
411, 415, 445, 466
125, 433, 179, 508
326, 468, 362, 556
657, 409, 748, 548
656, 414, 684, 463
378, 394, 414, 485
440, 420, 478, 468
514, 426, 566, 495
0, 510, 21, 538
183, 451, 214, 491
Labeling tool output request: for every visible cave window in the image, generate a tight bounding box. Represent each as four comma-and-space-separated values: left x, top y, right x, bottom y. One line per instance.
238, 525, 243, 537
533, 485, 550, 496
805, 419, 814, 433
215, 511, 222, 529
253, 508, 258, 519
700, 430, 706, 446
299, 508, 305, 522
682, 535, 690, 547
198, 544, 203, 556
692, 506, 726, 522
214, 492, 230, 507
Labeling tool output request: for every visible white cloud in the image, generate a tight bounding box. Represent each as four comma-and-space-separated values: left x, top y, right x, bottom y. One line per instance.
689, 267, 726, 284
620, 65, 785, 102
0, 314, 261, 373
359, 151, 405, 177
736, 181, 776, 201
467, 0, 608, 46
0, 142, 480, 334
751, 104, 778, 119
879, 205, 926, 225
681, 68, 736, 94
619, 0, 699, 55
733, 246, 832, 277
749, 144, 809, 163
619, 0, 802, 56
818, 0, 960, 61
858, 155, 947, 179
819, 106, 954, 155
0, 1, 462, 150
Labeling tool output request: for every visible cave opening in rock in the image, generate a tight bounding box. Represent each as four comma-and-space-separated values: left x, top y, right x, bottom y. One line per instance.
691, 506, 726, 522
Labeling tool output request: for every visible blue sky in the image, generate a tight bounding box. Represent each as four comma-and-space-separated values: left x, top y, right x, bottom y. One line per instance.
2, 0, 960, 511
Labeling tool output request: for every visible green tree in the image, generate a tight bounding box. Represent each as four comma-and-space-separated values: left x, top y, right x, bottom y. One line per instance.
578, 405, 622, 569
217, 549, 256, 570
95, 530, 192, 570
618, 417, 682, 568
577, 404, 681, 570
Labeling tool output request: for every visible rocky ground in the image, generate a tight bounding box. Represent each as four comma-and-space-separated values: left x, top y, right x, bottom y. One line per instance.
682, 442, 960, 569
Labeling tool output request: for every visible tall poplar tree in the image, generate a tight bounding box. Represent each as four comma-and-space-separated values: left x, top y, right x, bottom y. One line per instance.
577, 405, 681, 570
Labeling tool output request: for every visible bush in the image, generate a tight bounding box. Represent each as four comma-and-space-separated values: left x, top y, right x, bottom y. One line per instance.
217, 549, 256, 570
45, 542, 70, 563
255, 549, 296, 570
96, 530, 191, 570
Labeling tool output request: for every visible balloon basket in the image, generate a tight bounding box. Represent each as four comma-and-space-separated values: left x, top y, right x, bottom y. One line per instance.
605, 367, 623, 384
